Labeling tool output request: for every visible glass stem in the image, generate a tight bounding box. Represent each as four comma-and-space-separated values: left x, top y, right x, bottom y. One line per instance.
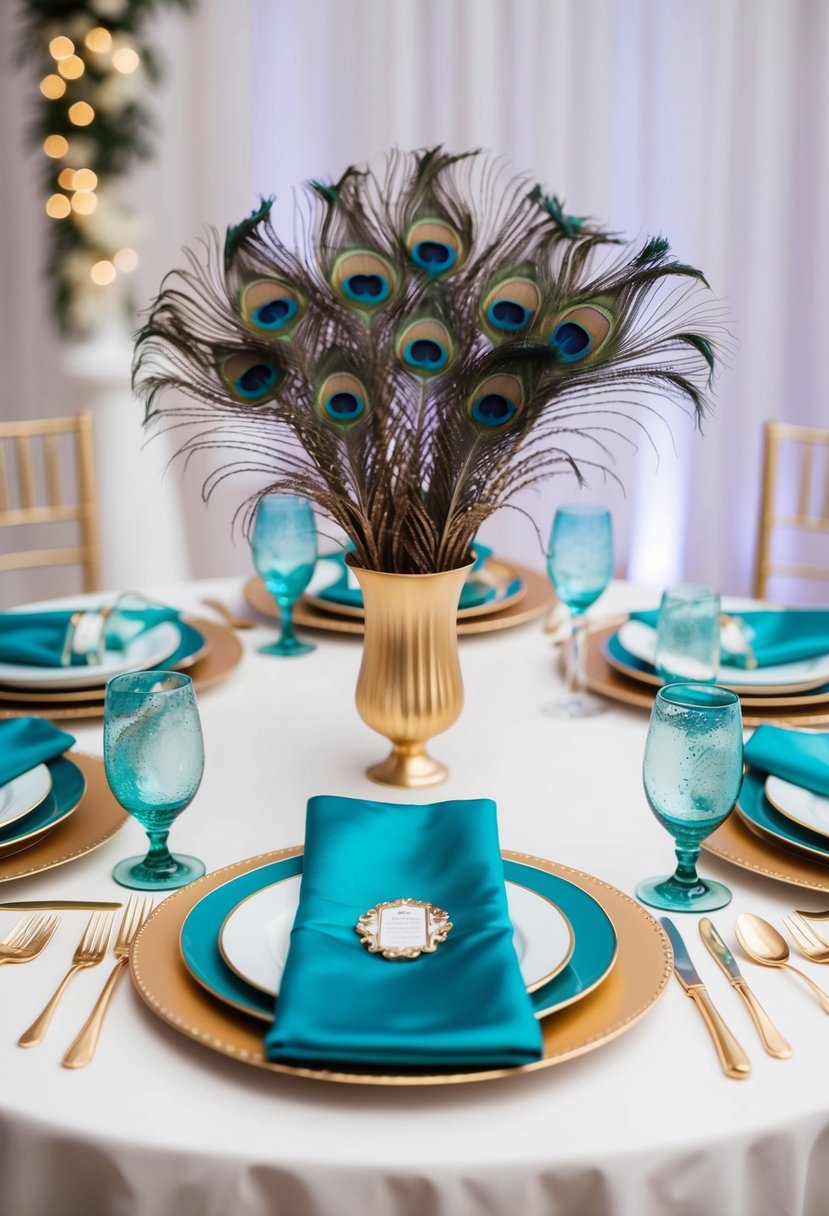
278, 600, 296, 645
672, 842, 702, 887
569, 612, 587, 693
144, 829, 174, 871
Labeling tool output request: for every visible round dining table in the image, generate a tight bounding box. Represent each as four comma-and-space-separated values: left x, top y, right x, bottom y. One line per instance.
1, 574, 828, 1216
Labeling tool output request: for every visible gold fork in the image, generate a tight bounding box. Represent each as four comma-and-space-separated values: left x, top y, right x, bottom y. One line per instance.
0, 914, 60, 966
18, 911, 115, 1047
784, 914, 829, 963
62, 896, 152, 1069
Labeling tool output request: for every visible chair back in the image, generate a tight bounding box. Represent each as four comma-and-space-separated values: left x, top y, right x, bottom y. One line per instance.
754, 421, 829, 600
0, 411, 100, 593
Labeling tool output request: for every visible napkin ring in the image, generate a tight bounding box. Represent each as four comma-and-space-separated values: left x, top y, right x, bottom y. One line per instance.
356, 899, 452, 960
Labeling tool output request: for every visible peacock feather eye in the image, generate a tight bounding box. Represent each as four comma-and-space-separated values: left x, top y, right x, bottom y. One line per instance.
405, 219, 465, 276
240, 278, 304, 334
317, 372, 368, 427
481, 276, 541, 339
219, 352, 282, 403
394, 318, 453, 376
467, 374, 524, 431
544, 304, 613, 364
331, 250, 399, 310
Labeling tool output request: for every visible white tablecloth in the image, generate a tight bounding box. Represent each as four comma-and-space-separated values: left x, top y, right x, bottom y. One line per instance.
2, 577, 828, 1216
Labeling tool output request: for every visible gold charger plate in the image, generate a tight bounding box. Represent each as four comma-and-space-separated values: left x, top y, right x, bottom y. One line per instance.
0, 753, 127, 884
0, 619, 242, 722
704, 814, 829, 893
130, 847, 671, 1086
245, 562, 555, 638
585, 622, 829, 727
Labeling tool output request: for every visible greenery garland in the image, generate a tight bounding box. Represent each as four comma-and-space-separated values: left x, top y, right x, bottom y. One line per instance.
20, 0, 193, 334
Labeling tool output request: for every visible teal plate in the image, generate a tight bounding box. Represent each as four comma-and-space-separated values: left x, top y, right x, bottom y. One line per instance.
0, 756, 86, 854
737, 768, 829, 861
180, 855, 618, 1024
156, 620, 205, 671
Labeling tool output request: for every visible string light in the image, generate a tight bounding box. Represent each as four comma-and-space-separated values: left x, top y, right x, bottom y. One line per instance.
84, 27, 112, 53
46, 194, 71, 219
49, 36, 75, 60
114, 248, 139, 273
72, 168, 98, 191
40, 74, 66, 99
71, 191, 97, 215
68, 102, 95, 126
58, 55, 85, 80
112, 47, 140, 74
43, 135, 69, 158
58, 168, 76, 189
90, 260, 116, 285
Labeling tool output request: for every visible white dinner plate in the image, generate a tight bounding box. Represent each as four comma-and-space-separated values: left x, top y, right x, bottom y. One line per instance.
617, 617, 829, 693
220, 876, 575, 998
765, 776, 829, 838
0, 764, 52, 831
0, 622, 182, 690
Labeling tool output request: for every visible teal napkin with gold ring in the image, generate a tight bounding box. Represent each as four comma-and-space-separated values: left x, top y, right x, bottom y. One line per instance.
744, 726, 829, 798
0, 717, 75, 787
630, 607, 829, 669
265, 795, 543, 1068
0, 600, 180, 668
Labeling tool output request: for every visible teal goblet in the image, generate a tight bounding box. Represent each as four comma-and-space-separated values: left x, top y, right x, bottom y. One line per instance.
636, 683, 743, 912
655, 585, 721, 684
105, 671, 206, 891
545, 504, 613, 718
252, 495, 318, 656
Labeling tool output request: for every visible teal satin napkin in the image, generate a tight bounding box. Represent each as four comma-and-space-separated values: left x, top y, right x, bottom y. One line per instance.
265, 795, 543, 1069
0, 605, 179, 667
744, 726, 829, 797
0, 717, 75, 787
630, 608, 829, 668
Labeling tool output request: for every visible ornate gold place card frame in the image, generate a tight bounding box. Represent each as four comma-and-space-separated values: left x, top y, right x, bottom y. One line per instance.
356, 899, 452, 960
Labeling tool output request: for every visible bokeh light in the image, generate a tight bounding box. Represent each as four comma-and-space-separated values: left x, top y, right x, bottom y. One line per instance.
58, 168, 76, 189
71, 191, 98, 215
46, 194, 71, 219
72, 168, 98, 191
85, 27, 113, 53
114, 248, 139, 273
40, 75, 66, 100
49, 36, 75, 60
68, 102, 95, 126
43, 135, 69, 158
112, 47, 140, 74
58, 55, 85, 80
90, 261, 116, 285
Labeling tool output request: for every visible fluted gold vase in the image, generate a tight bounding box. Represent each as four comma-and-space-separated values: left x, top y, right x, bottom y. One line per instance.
349, 556, 472, 789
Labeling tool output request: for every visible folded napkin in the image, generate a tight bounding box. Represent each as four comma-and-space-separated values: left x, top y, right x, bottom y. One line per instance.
744, 726, 829, 798
630, 607, 829, 669
265, 795, 543, 1069
0, 717, 75, 787
0, 603, 179, 668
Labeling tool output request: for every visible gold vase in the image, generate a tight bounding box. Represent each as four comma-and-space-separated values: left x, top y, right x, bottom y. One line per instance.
348, 556, 472, 789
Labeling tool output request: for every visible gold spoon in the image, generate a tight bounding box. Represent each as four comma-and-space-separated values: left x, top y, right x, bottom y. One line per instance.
735, 913, 829, 1013
200, 598, 255, 630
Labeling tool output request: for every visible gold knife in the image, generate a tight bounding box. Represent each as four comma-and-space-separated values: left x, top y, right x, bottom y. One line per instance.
660, 916, 751, 1079
0, 901, 122, 911
699, 918, 792, 1058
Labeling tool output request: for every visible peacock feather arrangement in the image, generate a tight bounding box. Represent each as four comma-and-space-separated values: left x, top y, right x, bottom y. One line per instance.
135, 148, 721, 575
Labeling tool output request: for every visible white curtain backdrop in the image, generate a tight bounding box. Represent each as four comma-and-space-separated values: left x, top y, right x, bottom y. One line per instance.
3, 0, 829, 603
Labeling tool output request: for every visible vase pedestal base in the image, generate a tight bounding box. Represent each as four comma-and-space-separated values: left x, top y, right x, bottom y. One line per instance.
366, 744, 448, 789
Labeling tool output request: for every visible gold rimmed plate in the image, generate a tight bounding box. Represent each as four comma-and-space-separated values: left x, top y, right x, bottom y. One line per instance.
131, 849, 670, 1086
0, 619, 241, 722
0, 753, 127, 884
245, 562, 555, 637
585, 622, 829, 727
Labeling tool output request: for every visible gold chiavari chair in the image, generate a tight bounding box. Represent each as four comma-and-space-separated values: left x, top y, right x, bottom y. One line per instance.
754, 421, 829, 600
0, 412, 101, 593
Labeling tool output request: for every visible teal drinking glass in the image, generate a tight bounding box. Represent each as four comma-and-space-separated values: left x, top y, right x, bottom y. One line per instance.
636, 683, 743, 912
545, 504, 613, 718
655, 585, 721, 684
252, 495, 318, 657
104, 671, 206, 891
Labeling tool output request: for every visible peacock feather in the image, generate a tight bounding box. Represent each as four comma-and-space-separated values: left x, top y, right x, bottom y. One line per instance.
135, 148, 723, 575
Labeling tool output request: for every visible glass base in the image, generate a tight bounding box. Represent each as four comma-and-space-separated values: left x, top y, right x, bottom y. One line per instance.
258, 637, 315, 657
542, 692, 607, 719
635, 873, 732, 912
112, 853, 206, 892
